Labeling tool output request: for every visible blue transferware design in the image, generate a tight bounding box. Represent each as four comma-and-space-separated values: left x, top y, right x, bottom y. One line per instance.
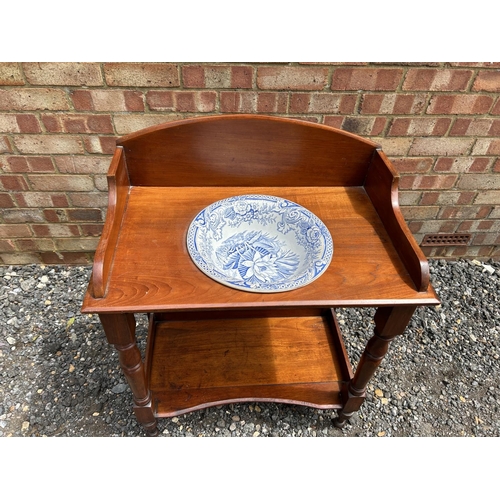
186, 194, 333, 293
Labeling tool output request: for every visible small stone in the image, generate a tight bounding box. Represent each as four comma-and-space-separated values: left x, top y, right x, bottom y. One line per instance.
229, 423, 237, 431
6, 337, 16, 345
21, 421, 30, 432
232, 415, 240, 422
378, 431, 386, 437
482, 264, 495, 275
111, 383, 127, 394
375, 389, 384, 397
381, 398, 389, 405
40, 276, 49, 283
68, 364, 75, 373
93, 412, 100, 417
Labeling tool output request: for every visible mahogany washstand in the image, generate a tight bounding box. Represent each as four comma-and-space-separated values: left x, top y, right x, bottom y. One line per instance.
81, 115, 440, 436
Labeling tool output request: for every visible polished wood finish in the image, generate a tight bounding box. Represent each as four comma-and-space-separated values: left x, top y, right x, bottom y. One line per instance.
333, 306, 416, 427
366, 149, 429, 292
81, 115, 439, 434
118, 114, 378, 187
92, 147, 130, 298
146, 308, 352, 416
82, 186, 438, 313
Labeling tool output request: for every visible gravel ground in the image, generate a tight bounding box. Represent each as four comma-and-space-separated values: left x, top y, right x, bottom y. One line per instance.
1, 258, 499, 438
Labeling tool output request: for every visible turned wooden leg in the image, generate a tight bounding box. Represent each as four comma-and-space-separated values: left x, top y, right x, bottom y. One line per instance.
99, 313, 158, 436
334, 306, 416, 428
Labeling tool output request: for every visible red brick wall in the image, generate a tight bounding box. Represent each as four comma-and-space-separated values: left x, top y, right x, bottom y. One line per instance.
0, 62, 499, 264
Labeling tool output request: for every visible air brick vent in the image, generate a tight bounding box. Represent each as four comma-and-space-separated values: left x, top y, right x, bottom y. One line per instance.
421, 233, 471, 247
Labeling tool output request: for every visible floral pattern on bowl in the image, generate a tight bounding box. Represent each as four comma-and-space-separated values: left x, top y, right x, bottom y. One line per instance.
187, 194, 333, 293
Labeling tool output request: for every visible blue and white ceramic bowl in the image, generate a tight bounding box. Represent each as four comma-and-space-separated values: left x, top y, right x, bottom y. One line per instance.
187, 194, 333, 293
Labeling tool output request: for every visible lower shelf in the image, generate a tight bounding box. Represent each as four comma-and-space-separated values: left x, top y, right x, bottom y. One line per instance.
145, 308, 353, 417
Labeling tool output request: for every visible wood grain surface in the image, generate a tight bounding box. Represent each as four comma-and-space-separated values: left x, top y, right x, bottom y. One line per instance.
82, 186, 439, 313
117, 114, 378, 188
147, 311, 349, 416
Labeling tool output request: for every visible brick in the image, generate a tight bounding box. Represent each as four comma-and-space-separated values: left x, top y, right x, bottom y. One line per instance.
392, 158, 433, 173
451, 63, 500, 68
41, 114, 114, 134
13, 192, 69, 207
339, 116, 387, 136
0, 224, 32, 238
361, 93, 428, 114
54, 237, 98, 252
427, 95, 494, 114
71, 90, 144, 112
472, 233, 500, 246
412, 220, 459, 234
17, 238, 55, 252
146, 91, 216, 112
388, 117, 451, 136
449, 118, 500, 136
400, 206, 440, 219
0, 89, 70, 111
28, 174, 94, 192
23, 62, 103, 86
104, 63, 179, 87
1, 156, 55, 173
0, 253, 42, 264
113, 115, 179, 135
0, 114, 41, 133
13, 135, 84, 154
256, 93, 288, 113
494, 159, 500, 173
458, 220, 491, 232
2, 208, 45, 223
68, 192, 108, 207
55, 156, 110, 174
472, 70, 500, 92
66, 208, 103, 222
220, 92, 255, 113
79, 224, 103, 237
83, 136, 116, 154
409, 138, 473, 156
331, 68, 403, 90
183, 65, 253, 89
458, 174, 500, 190
0, 135, 12, 152
0, 174, 29, 191
472, 139, 500, 155
0, 240, 17, 252
257, 66, 328, 90
410, 174, 458, 190
376, 138, 412, 156
289, 93, 357, 114
403, 69, 472, 91
439, 206, 493, 220
419, 191, 473, 206
434, 157, 492, 173
31, 224, 80, 238
0, 63, 24, 85
398, 191, 422, 205
489, 207, 500, 219
40, 251, 93, 265
322, 116, 344, 129
474, 190, 500, 204
94, 175, 108, 191
0, 192, 14, 207
492, 98, 500, 115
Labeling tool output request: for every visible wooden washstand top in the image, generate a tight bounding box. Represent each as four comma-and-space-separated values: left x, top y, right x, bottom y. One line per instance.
82, 115, 439, 314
